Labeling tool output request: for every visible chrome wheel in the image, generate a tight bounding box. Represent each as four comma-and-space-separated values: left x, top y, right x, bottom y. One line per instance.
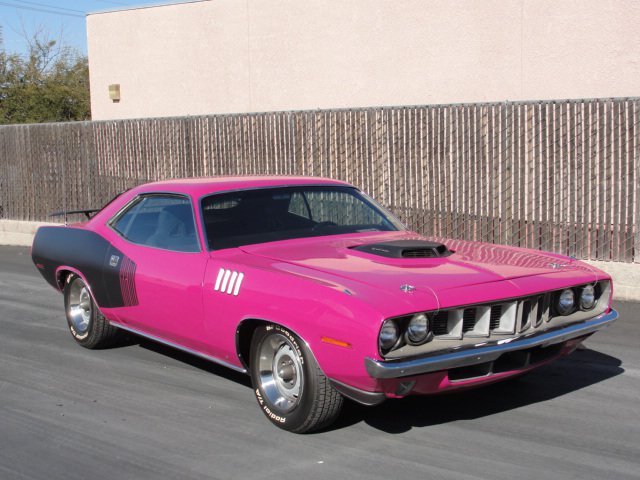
250, 324, 344, 432
63, 273, 120, 349
258, 333, 304, 413
67, 278, 92, 334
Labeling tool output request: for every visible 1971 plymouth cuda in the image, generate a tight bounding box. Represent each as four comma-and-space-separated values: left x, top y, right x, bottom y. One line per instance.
32, 176, 618, 432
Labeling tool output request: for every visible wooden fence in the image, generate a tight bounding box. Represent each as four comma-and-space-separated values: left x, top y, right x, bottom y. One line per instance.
0, 98, 638, 262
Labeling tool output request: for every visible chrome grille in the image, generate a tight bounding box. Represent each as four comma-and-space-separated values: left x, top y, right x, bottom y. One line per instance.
431, 295, 546, 340
462, 309, 476, 333
534, 297, 547, 327
489, 305, 502, 330
432, 311, 449, 335
520, 300, 532, 331
383, 280, 612, 360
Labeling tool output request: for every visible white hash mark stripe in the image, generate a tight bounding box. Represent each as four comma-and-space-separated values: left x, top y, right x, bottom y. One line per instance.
233, 272, 244, 296
220, 270, 232, 292
214, 268, 225, 291
227, 271, 238, 294
214, 268, 245, 296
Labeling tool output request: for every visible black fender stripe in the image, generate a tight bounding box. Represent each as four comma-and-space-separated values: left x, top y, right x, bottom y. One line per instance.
31, 226, 138, 308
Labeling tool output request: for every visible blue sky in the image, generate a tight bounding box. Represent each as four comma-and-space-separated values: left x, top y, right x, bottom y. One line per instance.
0, 0, 196, 56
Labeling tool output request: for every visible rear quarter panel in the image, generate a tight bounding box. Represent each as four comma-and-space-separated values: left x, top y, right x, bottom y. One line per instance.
31, 225, 138, 310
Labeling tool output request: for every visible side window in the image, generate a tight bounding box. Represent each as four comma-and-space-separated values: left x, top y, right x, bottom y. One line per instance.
111, 195, 200, 253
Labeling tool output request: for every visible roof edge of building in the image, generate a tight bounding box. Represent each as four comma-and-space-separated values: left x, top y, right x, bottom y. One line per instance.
87, 0, 208, 17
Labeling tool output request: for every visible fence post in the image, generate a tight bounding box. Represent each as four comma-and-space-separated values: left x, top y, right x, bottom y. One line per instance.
634, 99, 640, 263
502, 101, 513, 246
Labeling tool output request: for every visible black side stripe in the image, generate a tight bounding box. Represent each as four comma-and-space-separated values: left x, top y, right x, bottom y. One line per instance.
119, 256, 139, 307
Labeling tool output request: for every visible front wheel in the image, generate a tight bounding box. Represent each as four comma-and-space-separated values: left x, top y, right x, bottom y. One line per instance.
250, 324, 343, 433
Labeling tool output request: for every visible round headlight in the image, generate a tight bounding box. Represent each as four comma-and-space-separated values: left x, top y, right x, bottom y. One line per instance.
379, 320, 399, 351
580, 284, 596, 310
556, 288, 575, 315
406, 313, 430, 344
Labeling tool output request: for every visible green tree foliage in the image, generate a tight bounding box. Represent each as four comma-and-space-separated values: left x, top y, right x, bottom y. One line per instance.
0, 33, 90, 124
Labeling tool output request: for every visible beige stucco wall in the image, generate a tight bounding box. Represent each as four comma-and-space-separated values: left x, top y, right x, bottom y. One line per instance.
87, 0, 640, 120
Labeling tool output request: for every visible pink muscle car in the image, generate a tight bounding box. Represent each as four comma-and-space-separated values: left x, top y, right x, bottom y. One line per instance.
32, 176, 618, 432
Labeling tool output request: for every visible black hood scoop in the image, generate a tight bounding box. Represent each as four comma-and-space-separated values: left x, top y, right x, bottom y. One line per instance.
351, 240, 453, 259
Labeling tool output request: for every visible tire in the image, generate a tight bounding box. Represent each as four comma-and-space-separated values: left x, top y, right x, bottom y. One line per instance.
250, 324, 343, 433
64, 274, 120, 349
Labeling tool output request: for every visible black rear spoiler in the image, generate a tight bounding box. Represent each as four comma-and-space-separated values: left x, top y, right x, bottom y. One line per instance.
48, 190, 130, 223
49, 209, 101, 220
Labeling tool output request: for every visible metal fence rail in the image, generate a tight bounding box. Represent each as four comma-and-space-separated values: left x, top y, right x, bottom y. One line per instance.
1, 98, 638, 262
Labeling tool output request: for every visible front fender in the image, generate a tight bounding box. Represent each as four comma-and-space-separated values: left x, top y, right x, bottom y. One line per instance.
203, 252, 419, 392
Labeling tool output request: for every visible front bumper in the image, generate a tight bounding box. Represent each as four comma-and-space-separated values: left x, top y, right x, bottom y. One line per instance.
365, 309, 618, 379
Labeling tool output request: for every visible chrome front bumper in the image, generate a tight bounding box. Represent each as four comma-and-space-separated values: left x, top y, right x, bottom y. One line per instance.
365, 309, 618, 379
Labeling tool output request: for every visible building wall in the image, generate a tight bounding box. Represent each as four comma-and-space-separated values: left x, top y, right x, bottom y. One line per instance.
87, 0, 640, 120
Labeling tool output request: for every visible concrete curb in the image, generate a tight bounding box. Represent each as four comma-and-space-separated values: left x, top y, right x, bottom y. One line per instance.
0, 220, 58, 247
1, 220, 638, 301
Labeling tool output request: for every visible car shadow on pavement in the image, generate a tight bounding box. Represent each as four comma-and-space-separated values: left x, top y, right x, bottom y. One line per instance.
122, 334, 253, 388
331, 348, 623, 434
110, 334, 622, 434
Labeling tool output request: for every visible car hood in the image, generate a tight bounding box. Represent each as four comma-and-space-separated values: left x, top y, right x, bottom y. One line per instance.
239, 231, 598, 309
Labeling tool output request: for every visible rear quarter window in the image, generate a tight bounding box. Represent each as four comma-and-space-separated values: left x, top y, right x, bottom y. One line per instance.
111, 195, 200, 253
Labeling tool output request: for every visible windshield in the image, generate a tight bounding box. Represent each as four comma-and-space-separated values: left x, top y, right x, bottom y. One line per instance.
201, 186, 404, 250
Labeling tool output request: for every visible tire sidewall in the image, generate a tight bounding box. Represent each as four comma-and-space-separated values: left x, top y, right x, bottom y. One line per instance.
64, 275, 97, 345
250, 324, 317, 431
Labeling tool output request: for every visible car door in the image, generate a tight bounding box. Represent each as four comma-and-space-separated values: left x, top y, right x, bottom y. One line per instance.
105, 193, 210, 353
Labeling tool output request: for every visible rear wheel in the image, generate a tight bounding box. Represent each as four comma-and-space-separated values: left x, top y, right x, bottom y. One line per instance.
64, 275, 120, 349
250, 324, 343, 433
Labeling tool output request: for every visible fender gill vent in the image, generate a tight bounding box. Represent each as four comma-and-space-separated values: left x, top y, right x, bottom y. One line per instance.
351, 240, 452, 258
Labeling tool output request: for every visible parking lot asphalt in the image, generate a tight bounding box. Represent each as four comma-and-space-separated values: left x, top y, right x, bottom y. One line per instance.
1, 245, 638, 480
